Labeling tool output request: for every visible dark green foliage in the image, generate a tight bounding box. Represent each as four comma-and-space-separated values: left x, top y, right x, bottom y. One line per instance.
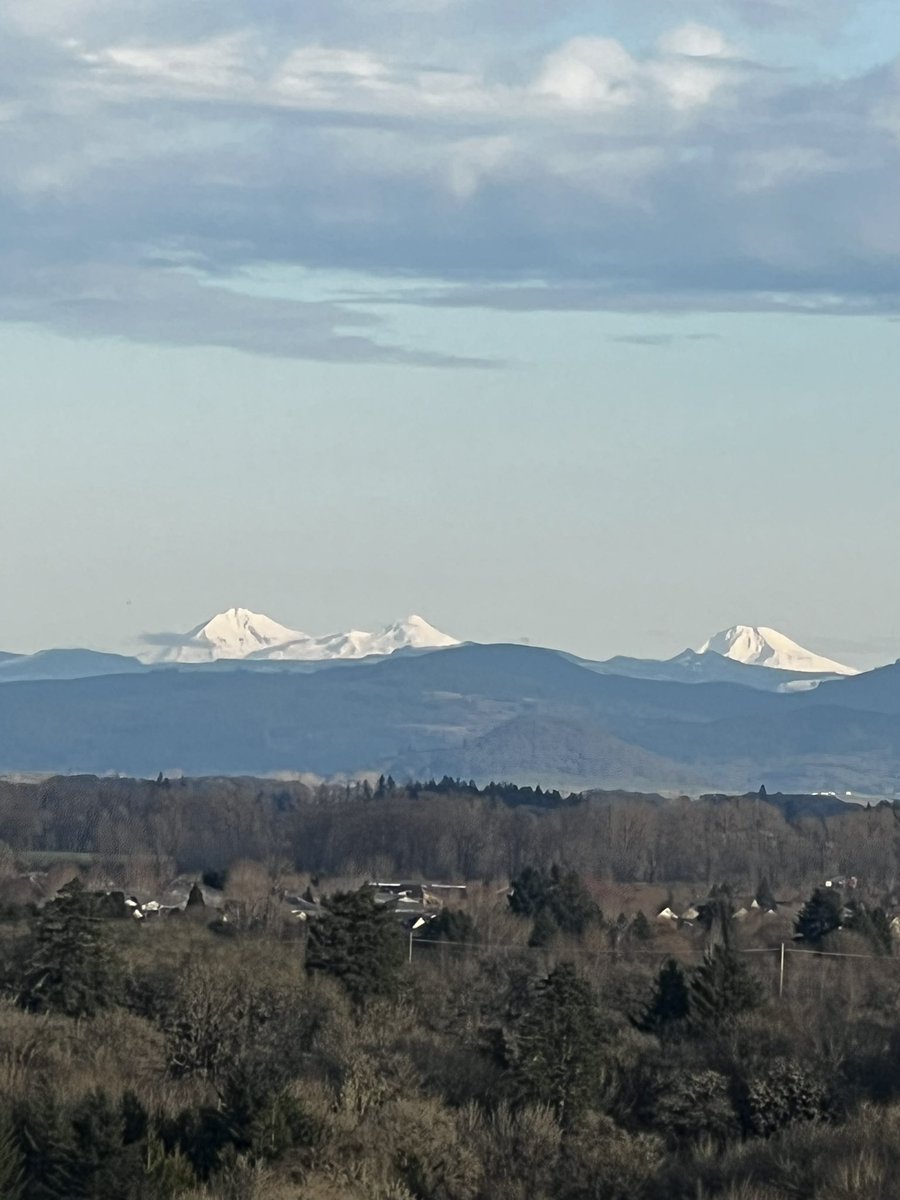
550, 866, 601, 935
421, 907, 478, 943
508, 864, 599, 937
19, 1090, 79, 1200
501, 963, 606, 1126
528, 906, 559, 947
19, 879, 120, 1017
630, 911, 652, 941
696, 883, 734, 947
162, 1106, 231, 1182
0, 1107, 24, 1200
845, 900, 893, 955
507, 866, 547, 918
635, 959, 689, 1034
69, 1088, 139, 1199
795, 887, 844, 945
755, 875, 777, 911
638, 1068, 739, 1143
19, 1088, 148, 1200
120, 1093, 148, 1147
736, 1059, 832, 1137
688, 945, 763, 1029
165, 1074, 321, 1182
305, 887, 405, 1004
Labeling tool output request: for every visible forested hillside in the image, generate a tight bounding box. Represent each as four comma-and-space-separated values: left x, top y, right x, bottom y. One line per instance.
3, 645, 900, 791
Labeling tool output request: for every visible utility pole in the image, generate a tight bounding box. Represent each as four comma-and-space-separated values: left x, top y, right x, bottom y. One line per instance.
777, 940, 787, 998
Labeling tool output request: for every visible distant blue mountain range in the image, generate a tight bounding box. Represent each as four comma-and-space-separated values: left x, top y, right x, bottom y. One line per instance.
0, 639, 897, 796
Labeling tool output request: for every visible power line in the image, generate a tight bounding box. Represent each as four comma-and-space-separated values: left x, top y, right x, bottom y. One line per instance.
409, 938, 900, 964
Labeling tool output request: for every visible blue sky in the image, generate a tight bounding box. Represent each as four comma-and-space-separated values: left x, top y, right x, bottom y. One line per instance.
2, 0, 900, 666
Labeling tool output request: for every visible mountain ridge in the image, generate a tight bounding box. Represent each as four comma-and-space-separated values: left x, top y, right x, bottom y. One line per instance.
0, 640, 899, 792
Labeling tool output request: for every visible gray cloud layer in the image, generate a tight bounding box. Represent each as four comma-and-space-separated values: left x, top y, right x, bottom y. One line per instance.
1, 1, 898, 360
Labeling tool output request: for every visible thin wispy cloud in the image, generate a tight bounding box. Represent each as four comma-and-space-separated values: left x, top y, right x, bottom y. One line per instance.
610, 333, 721, 347
0, 0, 898, 359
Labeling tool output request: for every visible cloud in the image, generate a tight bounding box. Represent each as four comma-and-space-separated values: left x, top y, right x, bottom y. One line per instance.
725, 0, 854, 29
0, 258, 492, 366
0, 2, 898, 358
610, 333, 721, 346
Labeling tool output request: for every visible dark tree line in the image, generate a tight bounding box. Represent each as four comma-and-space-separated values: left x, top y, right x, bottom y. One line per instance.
1, 775, 900, 895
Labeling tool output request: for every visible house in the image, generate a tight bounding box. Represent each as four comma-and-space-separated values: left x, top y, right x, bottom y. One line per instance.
283, 895, 326, 921
368, 880, 464, 914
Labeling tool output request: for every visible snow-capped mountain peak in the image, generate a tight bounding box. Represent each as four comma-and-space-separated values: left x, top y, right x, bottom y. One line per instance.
142, 608, 307, 664
189, 608, 306, 654
697, 625, 857, 676
373, 614, 459, 653
141, 609, 459, 664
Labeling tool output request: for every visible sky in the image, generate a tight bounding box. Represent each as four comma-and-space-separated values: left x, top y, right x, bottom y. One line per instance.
2, 0, 900, 669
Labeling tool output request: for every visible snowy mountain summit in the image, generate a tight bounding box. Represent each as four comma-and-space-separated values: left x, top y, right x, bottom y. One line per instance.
141, 608, 459, 664
697, 625, 857, 676
143, 608, 306, 664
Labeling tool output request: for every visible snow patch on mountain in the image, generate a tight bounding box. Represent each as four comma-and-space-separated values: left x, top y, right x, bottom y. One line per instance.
141, 609, 458, 664
250, 614, 459, 661
697, 625, 857, 676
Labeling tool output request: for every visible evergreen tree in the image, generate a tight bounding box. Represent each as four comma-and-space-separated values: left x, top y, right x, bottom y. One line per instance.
20, 880, 119, 1017
689, 945, 763, 1029
421, 907, 478, 944
508, 866, 547, 918
635, 959, 690, 1034
305, 888, 405, 1005
0, 1106, 24, 1200
755, 876, 777, 912
508, 864, 599, 936
527, 905, 559, 948
503, 963, 606, 1127
845, 901, 893, 955
547, 864, 600, 936
19, 1089, 79, 1200
795, 887, 843, 946
697, 883, 734, 948
69, 1088, 135, 1199
631, 911, 652, 942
